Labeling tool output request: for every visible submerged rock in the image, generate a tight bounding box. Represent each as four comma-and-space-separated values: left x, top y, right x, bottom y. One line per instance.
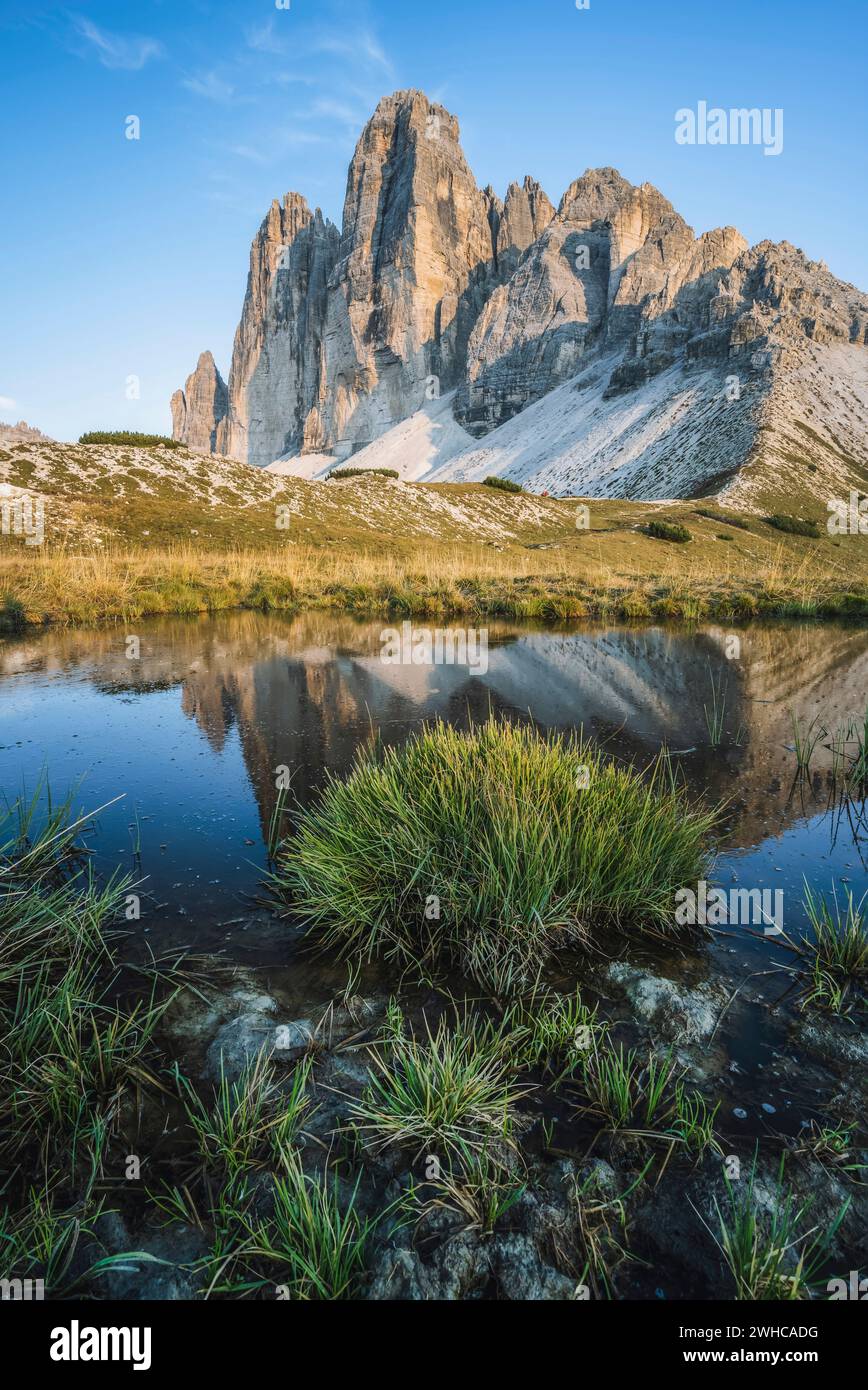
199, 994, 276, 1083
799, 1017, 868, 1068
90, 1215, 209, 1301
366, 1230, 577, 1301
162, 969, 385, 1085
606, 962, 724, 1043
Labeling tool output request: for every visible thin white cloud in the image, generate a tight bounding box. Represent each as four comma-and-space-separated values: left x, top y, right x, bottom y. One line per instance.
183, 70, 236, 103
313, 30, 396, 81
269, 72, 318, 88
359, 33, 394, 75
245, 19, 285, 56
228, 144, 270, 166
0, 396, 17, 412
71, 16, 163, 71
228, 131, 330, 165
311, 98, 366, 126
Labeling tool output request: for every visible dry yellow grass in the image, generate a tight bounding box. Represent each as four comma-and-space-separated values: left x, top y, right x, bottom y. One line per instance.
1, 536, 866, 629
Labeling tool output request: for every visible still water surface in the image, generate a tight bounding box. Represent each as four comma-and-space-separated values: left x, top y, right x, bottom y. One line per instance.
2, 612, 866, 964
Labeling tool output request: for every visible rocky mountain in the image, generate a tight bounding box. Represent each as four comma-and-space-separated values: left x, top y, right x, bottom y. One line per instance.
218, 195, 340, 464
173, 90, 868, 505
171, 351, 228, 454
454, 169, 748, 435
0, 420, 53, 444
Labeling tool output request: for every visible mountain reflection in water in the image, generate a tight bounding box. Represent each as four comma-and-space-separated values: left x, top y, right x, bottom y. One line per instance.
2, 613, 866, 944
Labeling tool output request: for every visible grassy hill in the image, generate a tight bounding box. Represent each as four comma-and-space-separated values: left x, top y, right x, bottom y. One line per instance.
1, 440, 866, 628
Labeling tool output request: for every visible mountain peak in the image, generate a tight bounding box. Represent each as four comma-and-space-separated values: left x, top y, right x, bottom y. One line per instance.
170, 91, 868, 501
172, 353, 227, 455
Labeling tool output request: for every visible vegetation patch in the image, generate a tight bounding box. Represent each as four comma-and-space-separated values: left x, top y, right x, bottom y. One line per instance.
78, 431, 182, 449
693, 509, 751, 532
641, 519, 692, 543
706, 1158, 849, 1301
0, 594, 27, 632
276, 718, 716, 992
785, 884, 867, 1015
764, 513, 822, 539
483, 475, 524, 493
0, 786, 171, 1294
350, 1009, 525, 1161
326, 467, 399, 481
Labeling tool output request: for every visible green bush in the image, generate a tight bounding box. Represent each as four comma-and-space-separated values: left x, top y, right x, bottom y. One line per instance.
326, 468, 399, 481
482, 476, 524, 494
694, 509, 751, 532
642, 519, 692, 544
0, 595, 27, 633
78, 431, 182, 449
277, 718, 715, 992
764, 514, 822, 539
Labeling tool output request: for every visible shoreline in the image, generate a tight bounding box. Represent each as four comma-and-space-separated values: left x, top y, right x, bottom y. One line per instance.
3, 549, 868, 632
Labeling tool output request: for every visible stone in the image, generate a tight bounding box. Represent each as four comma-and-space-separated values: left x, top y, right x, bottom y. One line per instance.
488, 1233, 580, 1300
493, 176, 556, 281
202, 1006, 281, 1084
172, 93, 548, 466
606, 961, 724, 1043
799, 1017, 868, 1068
90, 1216, 209, 1301
0, 420, 53, 444
454, 168, 748, 435
365, 1229, 578, 1300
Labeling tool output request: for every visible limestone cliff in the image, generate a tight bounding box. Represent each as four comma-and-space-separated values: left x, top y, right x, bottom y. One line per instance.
171, 351, 228, 454
216, 194, 339, 466
171, 91, 868, 502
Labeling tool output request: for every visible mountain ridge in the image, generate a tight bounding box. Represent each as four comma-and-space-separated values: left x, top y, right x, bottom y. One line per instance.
171, 90, 868, 504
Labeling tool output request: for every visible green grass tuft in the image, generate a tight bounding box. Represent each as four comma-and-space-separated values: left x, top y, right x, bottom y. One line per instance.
795, 883, 867, 1013
326, 467, 399, 481
246, 1151, 373, 1300
705, 1158, 849, 1301
0, 594, 27, 632
277, 718, 716, 990
349, 1010, 525, 1162
175, 1052, 312, 1180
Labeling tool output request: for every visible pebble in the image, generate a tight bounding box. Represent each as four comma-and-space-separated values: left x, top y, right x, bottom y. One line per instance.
733, 1107, 748, 1120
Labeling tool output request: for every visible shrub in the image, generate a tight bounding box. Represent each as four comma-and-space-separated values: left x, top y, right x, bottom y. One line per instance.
78, 432, 182, 449
326, 467, 399, 481
0, 595, 27, 632
642, 519, 692, 543
764, 514, 821, 539
482, 476, 524, 493
694, 509, 751, 532
277, 718, 716, 991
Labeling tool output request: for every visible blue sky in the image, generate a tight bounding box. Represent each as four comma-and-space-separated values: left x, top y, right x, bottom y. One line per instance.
1, 0, 866, 441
